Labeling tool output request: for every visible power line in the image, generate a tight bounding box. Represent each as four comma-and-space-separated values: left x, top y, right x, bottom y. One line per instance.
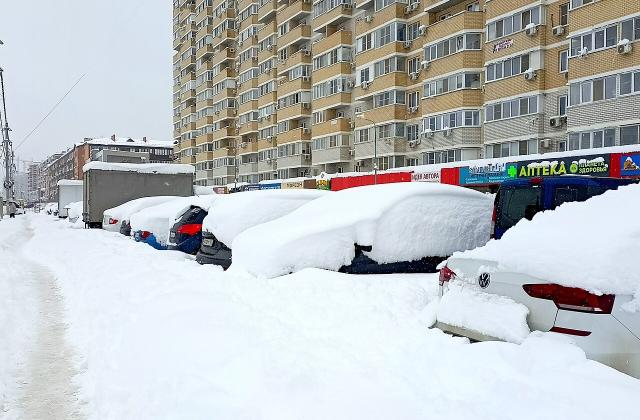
15, 73, 86, 151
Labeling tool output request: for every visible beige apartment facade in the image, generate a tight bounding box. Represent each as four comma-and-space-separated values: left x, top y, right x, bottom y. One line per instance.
173, 0, 640, 185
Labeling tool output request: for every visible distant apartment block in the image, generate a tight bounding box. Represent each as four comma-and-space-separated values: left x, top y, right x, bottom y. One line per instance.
172, 0, 640, 186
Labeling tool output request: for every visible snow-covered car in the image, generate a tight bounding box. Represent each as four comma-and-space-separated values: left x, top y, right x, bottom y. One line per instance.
231, 183, 494, 278
129, 195, 218, 250
436, 183, 640, 378
102, 196, 178, 233
196, 189, 328, 268
65, 201, 83, 225
44, 202, 58, 216
167, 205, 209, 254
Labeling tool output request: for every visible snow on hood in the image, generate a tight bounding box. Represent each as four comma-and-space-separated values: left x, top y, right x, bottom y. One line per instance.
454, 183, 640, 296
103, 196, 179, 222
202, 189, 328, 246
83, 162, 194, 175
231, 183, 493, 278
129, 195, 218, 244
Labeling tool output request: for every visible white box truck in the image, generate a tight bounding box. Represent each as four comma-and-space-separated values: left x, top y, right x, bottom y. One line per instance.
57, 180, 84, 218
83, 162, 194, 228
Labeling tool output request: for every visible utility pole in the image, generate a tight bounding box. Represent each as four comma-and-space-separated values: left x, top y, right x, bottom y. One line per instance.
0, 67, 15, 203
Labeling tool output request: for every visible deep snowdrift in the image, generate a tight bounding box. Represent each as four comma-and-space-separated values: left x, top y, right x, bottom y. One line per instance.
231, 183, 493, 278
129, 195, 218, 244
104, 196, 178, 224
454, 183, 640, 296
12, 214, 640, 420
203, 189, 327, 246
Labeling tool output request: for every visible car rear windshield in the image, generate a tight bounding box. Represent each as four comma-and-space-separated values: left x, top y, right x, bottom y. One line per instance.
496, 185, 543, 231
179, 206, 207, 224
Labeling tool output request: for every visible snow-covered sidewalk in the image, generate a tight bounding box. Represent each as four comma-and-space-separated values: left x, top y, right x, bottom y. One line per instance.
2, 214, 640, 419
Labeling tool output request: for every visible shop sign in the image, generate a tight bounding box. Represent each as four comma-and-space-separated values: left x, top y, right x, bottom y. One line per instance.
259, 183, 281, 190
316, 179, 330, 190
459, 162, 515, 185
621, 154, 640, 177
282, 181, 304, 189
515, 154, 610, 178
411, 171, 440, 183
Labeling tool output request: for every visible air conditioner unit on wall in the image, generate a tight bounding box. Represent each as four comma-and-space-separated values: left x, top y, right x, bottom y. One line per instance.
525, 24, 538, 36
524, 69, 537, 80
618, 40, 633, 54
364, 15, 373, 23
552, 25, 565, 36
549, 115, 567, 127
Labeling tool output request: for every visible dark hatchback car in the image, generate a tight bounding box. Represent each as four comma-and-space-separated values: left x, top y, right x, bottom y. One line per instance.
167, 206, 208, 254
339, 244, 446, 275
196, 232, 232, 269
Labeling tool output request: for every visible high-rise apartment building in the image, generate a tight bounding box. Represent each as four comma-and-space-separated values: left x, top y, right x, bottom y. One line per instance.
172, 0, 640, 186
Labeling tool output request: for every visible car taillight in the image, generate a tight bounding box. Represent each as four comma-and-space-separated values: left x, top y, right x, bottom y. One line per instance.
140, 231, 151, 239
439, 265, 456, 286
109, 218, 119, 225
523, 284, 615, 314
177, 223, 202, 236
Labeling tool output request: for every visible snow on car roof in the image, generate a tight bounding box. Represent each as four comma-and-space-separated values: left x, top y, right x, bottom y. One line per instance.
129, 195, 219, 245
202, 189, 328, 246
57, 179, 84, 186
82, 162, 194, 174
230, 182, 493, 278
103, 196, 180, 221
453, 183, 640, 297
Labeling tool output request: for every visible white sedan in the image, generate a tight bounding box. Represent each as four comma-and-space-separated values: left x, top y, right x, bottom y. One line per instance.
436, 184, 640, 378
102, 196, 178, 233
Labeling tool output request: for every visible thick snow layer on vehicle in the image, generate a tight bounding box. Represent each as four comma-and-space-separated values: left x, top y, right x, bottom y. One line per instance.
82, 161, 194, 174
232, 183, 493, 278
193, 185, 216, 195
43, 202, 58, 214
56, 179, 83, 187
103, 196, 178, 224
9, 215, 640, 419
437, 280, 530, 343
65, 201, 83, 222
129, 195, 218, 245
454, 183, 640, 297
202, 189, 327, 246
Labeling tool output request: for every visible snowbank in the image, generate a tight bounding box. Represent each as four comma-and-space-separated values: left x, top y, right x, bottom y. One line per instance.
437, 280, 530, 343
15, 214, 640, 419
193, 185, 216, 195
57, 179, 83, 187
66, 201, 83, 224
231, 183, 493, 278
203, 189, 327, 246
103, 196, 178, 223
82, 161, 194, 175
129, 195, 218, 245
454, 183, 640, 296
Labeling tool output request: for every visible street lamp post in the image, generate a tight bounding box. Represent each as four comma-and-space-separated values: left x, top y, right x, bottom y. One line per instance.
356, 113, 378, 184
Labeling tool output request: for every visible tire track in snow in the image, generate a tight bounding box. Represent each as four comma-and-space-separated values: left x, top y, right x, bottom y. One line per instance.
4, 218, 84, 420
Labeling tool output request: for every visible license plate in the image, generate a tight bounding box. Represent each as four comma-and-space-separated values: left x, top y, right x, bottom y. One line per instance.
202, 238, 214, 246
170, 232, 176, 239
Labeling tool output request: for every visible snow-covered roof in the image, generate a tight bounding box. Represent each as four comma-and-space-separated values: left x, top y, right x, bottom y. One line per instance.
454, 183, 640, 297
203, 189, 328, 246
83, 162, 194, 175
77, 137, 173, 149
231, 183, 494, 278
57, 179, 83, 187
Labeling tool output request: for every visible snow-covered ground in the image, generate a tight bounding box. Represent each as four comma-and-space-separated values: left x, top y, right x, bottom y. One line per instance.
2, 214, 640, 420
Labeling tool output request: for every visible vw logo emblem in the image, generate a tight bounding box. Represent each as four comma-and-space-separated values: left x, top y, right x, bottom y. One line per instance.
478, 273, 490, 289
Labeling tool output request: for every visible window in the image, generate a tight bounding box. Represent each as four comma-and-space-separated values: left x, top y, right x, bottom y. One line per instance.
569, 23, 618, 56
559, 3, 569, 26
486, 53, 531, 82
486, 6, 541, 41
422, 110, 480, 131
567, 128, 615, 150
423, 72, 481, 97
570, 0, 593, 9
569, 75, 617, 105
423, 149, 461, 165
620, 70, 640, 95
559, 50, 568, 73
558, 95, 567, 116
485, 96, 539, 122
423, 33, 482, 62
467, 1, 480, 12
621, 125, 640, 146
621, 17, 640, 42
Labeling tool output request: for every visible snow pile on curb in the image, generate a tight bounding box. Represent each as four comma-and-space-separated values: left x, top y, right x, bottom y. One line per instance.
232, 183, 493, 278
437, 280, 530, 343
129, 195, 219, 244
454, 183, 640, 297
16, 214, 640, 419
203, 189, 327, 246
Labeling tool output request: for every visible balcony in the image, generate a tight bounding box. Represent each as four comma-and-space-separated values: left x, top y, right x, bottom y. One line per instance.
258, 159, 277, 173
277, 0, 311, 23
196, 44, 215, 60
238, 141, 258, 154
277, 102, 311, 120
258, 46, 276, 64
257, 68, 278, 85
354, 137, 407, 159
361, 104, 407, 123
277, 75, 312, 97
212, 166, 236, 178
239, 121, 259, 135
278, 24, 311, 50
179, 155, 197, 164
257, 0, 278, 23
258, 138, 277, 150
211, 29, 237, 50
312, 92, 352, 110
258, 91, 278, 108
313, 118, 352, 136
425, 0, 470, 13
314, 30, 352, 55
313, 3, 353, 33
238, 161, 259, 175
196, 151, 214, 163
212, 67, 235, 84
277, 127, 312, 144
277, 49, 312, 75
312, 62, 352, 84
195, 5, 213, 24
353, 72, 407, 99
425, 11, 484, 44
212, 48, 235, 66
180, 56, 196, 71
355, 3, 405, 34
426, 50, 483, 78
312, 146, 352, 165
277, 153, 312, 169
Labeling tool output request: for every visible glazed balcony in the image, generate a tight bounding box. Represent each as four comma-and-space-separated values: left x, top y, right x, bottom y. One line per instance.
258, 159, 277, 173
212, 166, 236, 178
277, 24, 312, 50
313, 30, 352, 55
277, 49, 312, 75
257, 68, 278, 85
353, 72, 407, 99
196, 151, 214, 163
180, 56, 196, 71
179, 155, 197, 165
257, 0, 278, 23
425, 11, 484, 44
258, 46, 276, 64
277, 102, 311, 120
312, 2, 353, 33
277, 75, 312, 97
238, 161, 259, 175
354, 3, 405, 34
277, 153, 312, 169
277, 127, 312, 144
258, 138, 277, 150
355, 42, 406, 69
211, 48, 235, 66
312, 146, 352, 165
195, 5, 213, 24
277, 0, 311, 23
239, 121, 259, 135
312, 92, 352, 110
354, 137, 407, 159
313, 118, 352, 136
312, 62, 352, 84
238, 141, 259, 154
239, 100, 259, 115
258, 91, 278, 108
361, 104, 408, 122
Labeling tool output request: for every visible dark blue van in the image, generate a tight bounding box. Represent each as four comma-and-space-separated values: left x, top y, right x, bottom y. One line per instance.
493, 176, 637, 239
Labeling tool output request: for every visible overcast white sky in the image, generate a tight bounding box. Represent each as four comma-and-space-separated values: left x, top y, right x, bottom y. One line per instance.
0, 0, 173, 167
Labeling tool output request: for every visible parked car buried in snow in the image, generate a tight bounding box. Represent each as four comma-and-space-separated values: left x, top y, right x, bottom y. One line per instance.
196, 189, 328, 268
167, 205, 208, 254
102, 196, 178, 234
436, 183, 640, 378
230, 183, 494, 278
